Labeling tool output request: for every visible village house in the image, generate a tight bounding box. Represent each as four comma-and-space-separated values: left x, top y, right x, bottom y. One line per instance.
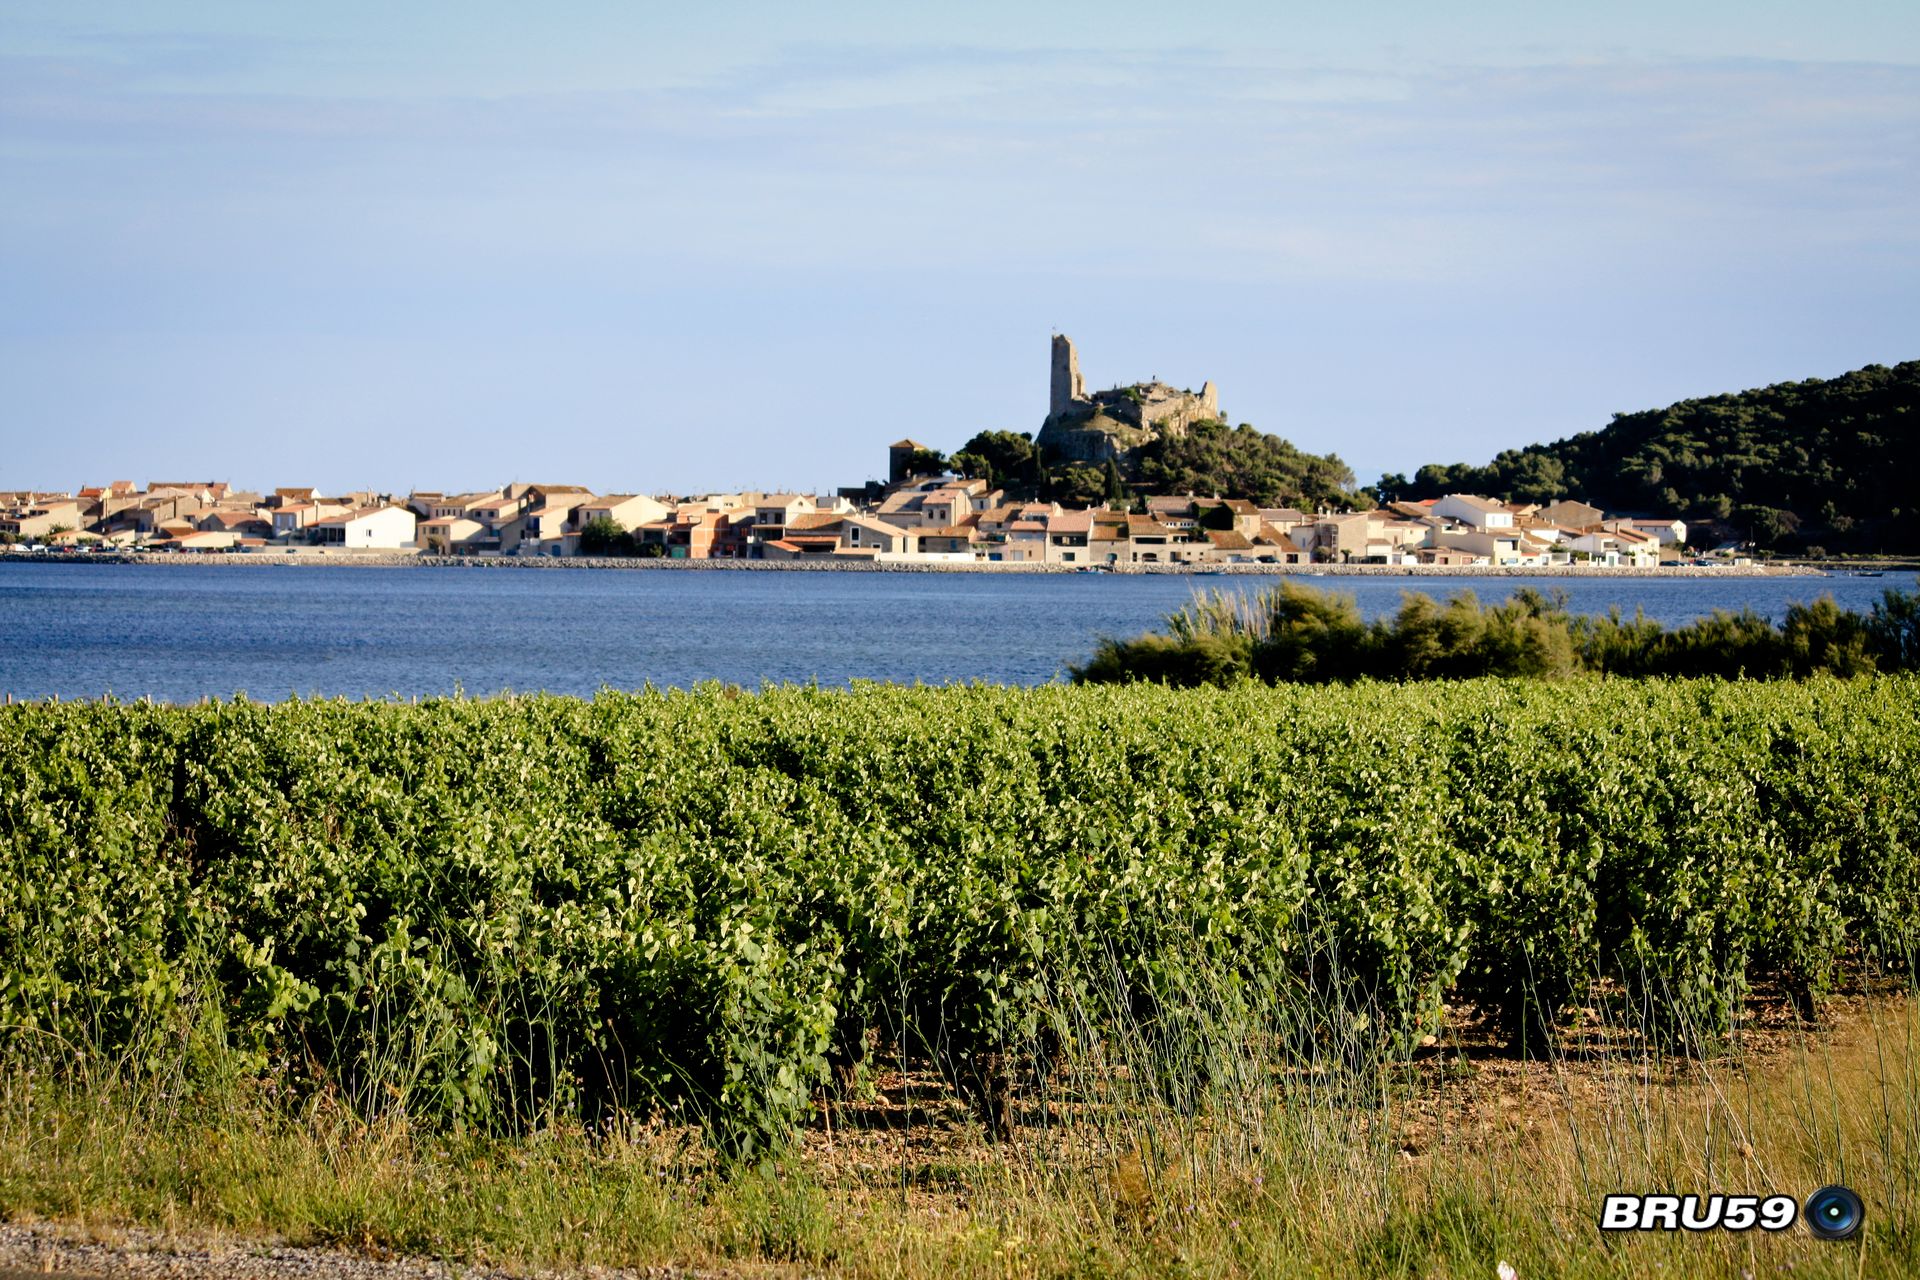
1124, 514, 1186, 565
1089, 513, 1131, 566
918, 525, 978, 556
270, 501, 350, 538
1601, 517, 1688, 546
758, 512, 847, 559
580, 493, 672, 531
874, 485, 979, 530
429, 492, 502, 520
0, 496, 88, 540
1259, 506, 1312, 531
632, 500, 750, 559
468, 493, 527, 531
1539, 498, 1604, 529
1044, 510, 1094, 564
418, 516, 488, 554
1432, 493, 1517, 531
195, 509, 273, 540
1431, 526, 1526, 565
1294, 511, 1374, 561
1197, 498, 1265, 540
1569, 526, 1660, 566
1002, 515, 1051, 561
1415, 544, 1491, 565
510, 501, 583, 555
313, 505, 418, 550
838, 514, 916, 557
512, 482, 593, 507
1144, 496, 1199, 529
748, 494, 818, 550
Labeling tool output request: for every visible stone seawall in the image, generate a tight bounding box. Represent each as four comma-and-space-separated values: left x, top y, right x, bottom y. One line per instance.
6, 551, 1814, 578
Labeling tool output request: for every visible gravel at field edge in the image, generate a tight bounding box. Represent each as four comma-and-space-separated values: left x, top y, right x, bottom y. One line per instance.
0, 1223, 728, 1280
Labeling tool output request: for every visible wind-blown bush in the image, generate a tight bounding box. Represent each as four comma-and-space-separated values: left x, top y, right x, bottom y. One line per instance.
1073, 580, 1920, 686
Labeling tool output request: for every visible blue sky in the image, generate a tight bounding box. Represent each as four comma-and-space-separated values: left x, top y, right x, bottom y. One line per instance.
3, 2, 1916, 495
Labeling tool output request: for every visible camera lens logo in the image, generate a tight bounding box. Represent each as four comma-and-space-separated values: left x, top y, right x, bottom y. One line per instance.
1803, 1186, 1863, 1241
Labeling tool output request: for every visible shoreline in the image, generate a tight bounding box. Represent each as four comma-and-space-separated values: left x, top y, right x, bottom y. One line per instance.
1, 550, 1822, 577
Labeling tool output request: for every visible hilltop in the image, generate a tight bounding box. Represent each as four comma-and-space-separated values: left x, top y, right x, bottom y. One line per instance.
943, 335, 1366, 511
1378, 361, 1920, 553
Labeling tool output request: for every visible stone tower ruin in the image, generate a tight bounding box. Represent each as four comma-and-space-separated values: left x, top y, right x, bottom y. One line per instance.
1050, 334, 1087, 419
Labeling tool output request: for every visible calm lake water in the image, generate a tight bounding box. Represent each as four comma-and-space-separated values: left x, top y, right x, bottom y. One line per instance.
0, 562, 1910, 702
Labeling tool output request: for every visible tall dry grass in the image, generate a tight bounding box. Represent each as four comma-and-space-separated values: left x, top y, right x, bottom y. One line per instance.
3, 952, 1915, 1277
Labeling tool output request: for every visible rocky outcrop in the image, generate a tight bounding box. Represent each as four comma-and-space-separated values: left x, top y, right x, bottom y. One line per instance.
1036, 335, 1222, 465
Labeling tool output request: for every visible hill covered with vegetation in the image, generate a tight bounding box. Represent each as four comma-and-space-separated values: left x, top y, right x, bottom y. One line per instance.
1376, 361, 1920, 552
948, 420, 1368, 511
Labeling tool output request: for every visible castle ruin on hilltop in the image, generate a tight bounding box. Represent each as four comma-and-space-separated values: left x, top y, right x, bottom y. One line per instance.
1036, 334, 1221, 465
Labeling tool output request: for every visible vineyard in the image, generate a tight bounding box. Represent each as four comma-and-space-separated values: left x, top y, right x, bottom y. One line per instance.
4, 679, 1918, 1158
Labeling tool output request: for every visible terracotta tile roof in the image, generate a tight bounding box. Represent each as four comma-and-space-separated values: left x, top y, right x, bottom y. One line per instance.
1125, 515, 1170, 531
318, 504, 408, 526
842, 516, 905, 537
200, 511, 265, 529
1048, 511, 1094, 534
